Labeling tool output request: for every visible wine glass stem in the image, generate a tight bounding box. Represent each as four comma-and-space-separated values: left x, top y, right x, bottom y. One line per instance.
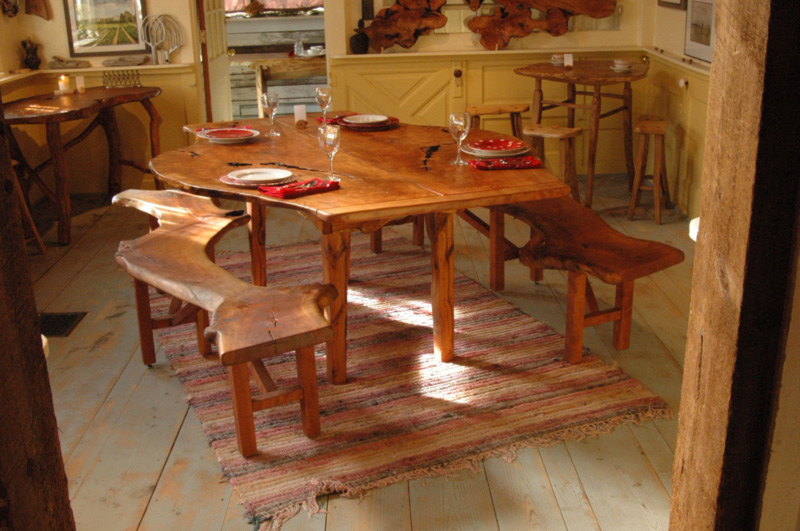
329, 154, 334, 177
456, 138, 463, 164
322, 108, 327, 123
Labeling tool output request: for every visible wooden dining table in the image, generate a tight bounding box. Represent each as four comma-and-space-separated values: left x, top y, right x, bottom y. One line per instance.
515, 60, 649, 207
149, 115, 570, 384
4, 86, 162, 245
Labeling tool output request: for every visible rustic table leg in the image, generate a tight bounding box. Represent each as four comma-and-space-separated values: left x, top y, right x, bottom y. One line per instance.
622, 82, 635, 191
98, 108, 122, 197
567, 82, 577, 127
140, 98, 164, 190
584, 85, 602, 208
489, 208, 505, 291
322, 230, 350, 384
246, 201, 267, 286
45, 123, 71, 246
531, 78, 545, 157
427, 212, 455, 362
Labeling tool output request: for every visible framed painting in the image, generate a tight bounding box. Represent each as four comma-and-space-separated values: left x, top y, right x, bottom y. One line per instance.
658, 0, 687, 10
63, 0, 147, 56
685, 0, 715, 62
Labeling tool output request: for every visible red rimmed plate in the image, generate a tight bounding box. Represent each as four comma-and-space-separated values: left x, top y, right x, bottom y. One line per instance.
338, 116, 400, 131
467, 138, 526, 152
197, 128, 260, 144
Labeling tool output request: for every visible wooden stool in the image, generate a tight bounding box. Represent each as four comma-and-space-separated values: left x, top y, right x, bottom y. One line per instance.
496, 197, 685, 363
628, 116, 672, 224
523, 123, 582, 203
465, 103, 529, 138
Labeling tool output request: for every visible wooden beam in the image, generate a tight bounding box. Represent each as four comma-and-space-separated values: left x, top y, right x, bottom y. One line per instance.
670, 0, 800, 528
0, 91, 75, 529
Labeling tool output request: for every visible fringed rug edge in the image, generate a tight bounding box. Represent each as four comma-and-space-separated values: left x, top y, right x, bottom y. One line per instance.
254, 402, 671, 531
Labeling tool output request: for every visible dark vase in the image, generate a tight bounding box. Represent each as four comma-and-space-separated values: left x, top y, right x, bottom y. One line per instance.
22, 40, 41, 70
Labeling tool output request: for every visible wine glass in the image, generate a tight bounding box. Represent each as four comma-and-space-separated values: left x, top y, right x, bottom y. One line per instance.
449, 112, 471, 166
318, 124, 341, 181
260, 91, 281, 137
316, 87, 332, 123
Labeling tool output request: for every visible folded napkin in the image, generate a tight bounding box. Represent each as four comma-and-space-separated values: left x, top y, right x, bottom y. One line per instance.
258, 178, 340, 199
469, 156, 542, 170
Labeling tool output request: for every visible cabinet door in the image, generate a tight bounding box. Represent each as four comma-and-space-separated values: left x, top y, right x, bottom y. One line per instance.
331, 60, 464, 126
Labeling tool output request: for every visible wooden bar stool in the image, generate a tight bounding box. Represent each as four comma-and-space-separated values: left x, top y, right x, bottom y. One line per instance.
628, 115, 672, 224
465, 103, 529, 138
523, 123, 582, 203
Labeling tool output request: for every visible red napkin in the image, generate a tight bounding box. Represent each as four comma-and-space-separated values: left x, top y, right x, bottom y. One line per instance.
469, 156, 542, 170
258, 178, 340, 199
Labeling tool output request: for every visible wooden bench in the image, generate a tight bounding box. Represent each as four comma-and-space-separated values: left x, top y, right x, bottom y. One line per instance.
113, 189, 337, 457
495, 197, 684, 363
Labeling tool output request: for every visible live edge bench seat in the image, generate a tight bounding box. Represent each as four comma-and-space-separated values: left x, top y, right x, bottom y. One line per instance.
113, 189, 337, 457
494, 197, 685, 363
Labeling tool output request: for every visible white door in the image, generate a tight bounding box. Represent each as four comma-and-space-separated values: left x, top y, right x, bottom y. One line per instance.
198, 0, 231, 122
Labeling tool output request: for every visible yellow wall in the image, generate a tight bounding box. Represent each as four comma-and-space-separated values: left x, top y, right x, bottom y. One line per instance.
1, 1, 202, 197
324, 0, 710, 218
0, 1, 198, 70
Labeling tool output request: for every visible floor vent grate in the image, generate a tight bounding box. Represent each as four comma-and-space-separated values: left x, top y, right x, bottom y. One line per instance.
39, 312, 87, 337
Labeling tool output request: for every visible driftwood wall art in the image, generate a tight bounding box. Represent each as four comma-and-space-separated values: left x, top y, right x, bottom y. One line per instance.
355, 0, 616, 52
467, 0, 617, 49
360, 0, 448, 52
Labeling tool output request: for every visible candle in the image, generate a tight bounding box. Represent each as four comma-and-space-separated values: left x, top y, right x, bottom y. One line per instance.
293, 104, 307, 123
75, 75, 85, 93
58, 75, 70, 92
293, 104, 307, 128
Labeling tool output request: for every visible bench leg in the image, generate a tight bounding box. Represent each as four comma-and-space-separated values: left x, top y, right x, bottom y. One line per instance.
132, 279, 157, 366
529, 228, 544, 282
612, 281, 635, 351
229, 363, 258, 458
370, 229, 383, 254
489, 209, 505, 291
295, 346, 321, 438
564, 271, 587, 363
412, 215, 425, 247
196, 309, 212, 357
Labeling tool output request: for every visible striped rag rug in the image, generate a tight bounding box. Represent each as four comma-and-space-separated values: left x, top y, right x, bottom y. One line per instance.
153, 230, 669, 530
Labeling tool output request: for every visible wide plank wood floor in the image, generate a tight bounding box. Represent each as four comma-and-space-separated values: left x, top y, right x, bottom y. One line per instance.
30, 174, 691, 530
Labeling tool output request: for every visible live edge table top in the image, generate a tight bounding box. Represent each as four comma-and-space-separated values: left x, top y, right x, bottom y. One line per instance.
150, 115, 570, 232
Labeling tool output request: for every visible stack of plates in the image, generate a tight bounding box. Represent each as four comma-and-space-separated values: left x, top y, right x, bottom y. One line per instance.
197, 128, 260, 144
461, 138, 530, 158
219, 168, 294, 188
338, 114, 399, 131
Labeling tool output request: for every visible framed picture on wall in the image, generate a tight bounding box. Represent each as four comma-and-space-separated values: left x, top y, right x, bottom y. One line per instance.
685, 0, 715, 62
658, 0, 687, 10
63, 0, 147, 56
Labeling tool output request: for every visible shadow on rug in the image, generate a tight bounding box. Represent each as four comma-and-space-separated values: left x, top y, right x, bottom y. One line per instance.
152, 231, 669, 530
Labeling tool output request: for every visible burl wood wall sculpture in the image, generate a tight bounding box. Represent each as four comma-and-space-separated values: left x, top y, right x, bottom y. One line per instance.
361, 0, 448, 52
467, 0, 617, 49
356, 0, 617, 52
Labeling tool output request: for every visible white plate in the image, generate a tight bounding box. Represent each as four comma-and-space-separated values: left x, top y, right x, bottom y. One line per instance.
197, 128, 260, 144
461, 144, 530, 158
342, 114, 389, 125
610, 66, 633, 73
227, 168, 294, 185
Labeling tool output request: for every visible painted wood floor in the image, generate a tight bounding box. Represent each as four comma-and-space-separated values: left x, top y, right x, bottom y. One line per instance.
30, 174, 692, 530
